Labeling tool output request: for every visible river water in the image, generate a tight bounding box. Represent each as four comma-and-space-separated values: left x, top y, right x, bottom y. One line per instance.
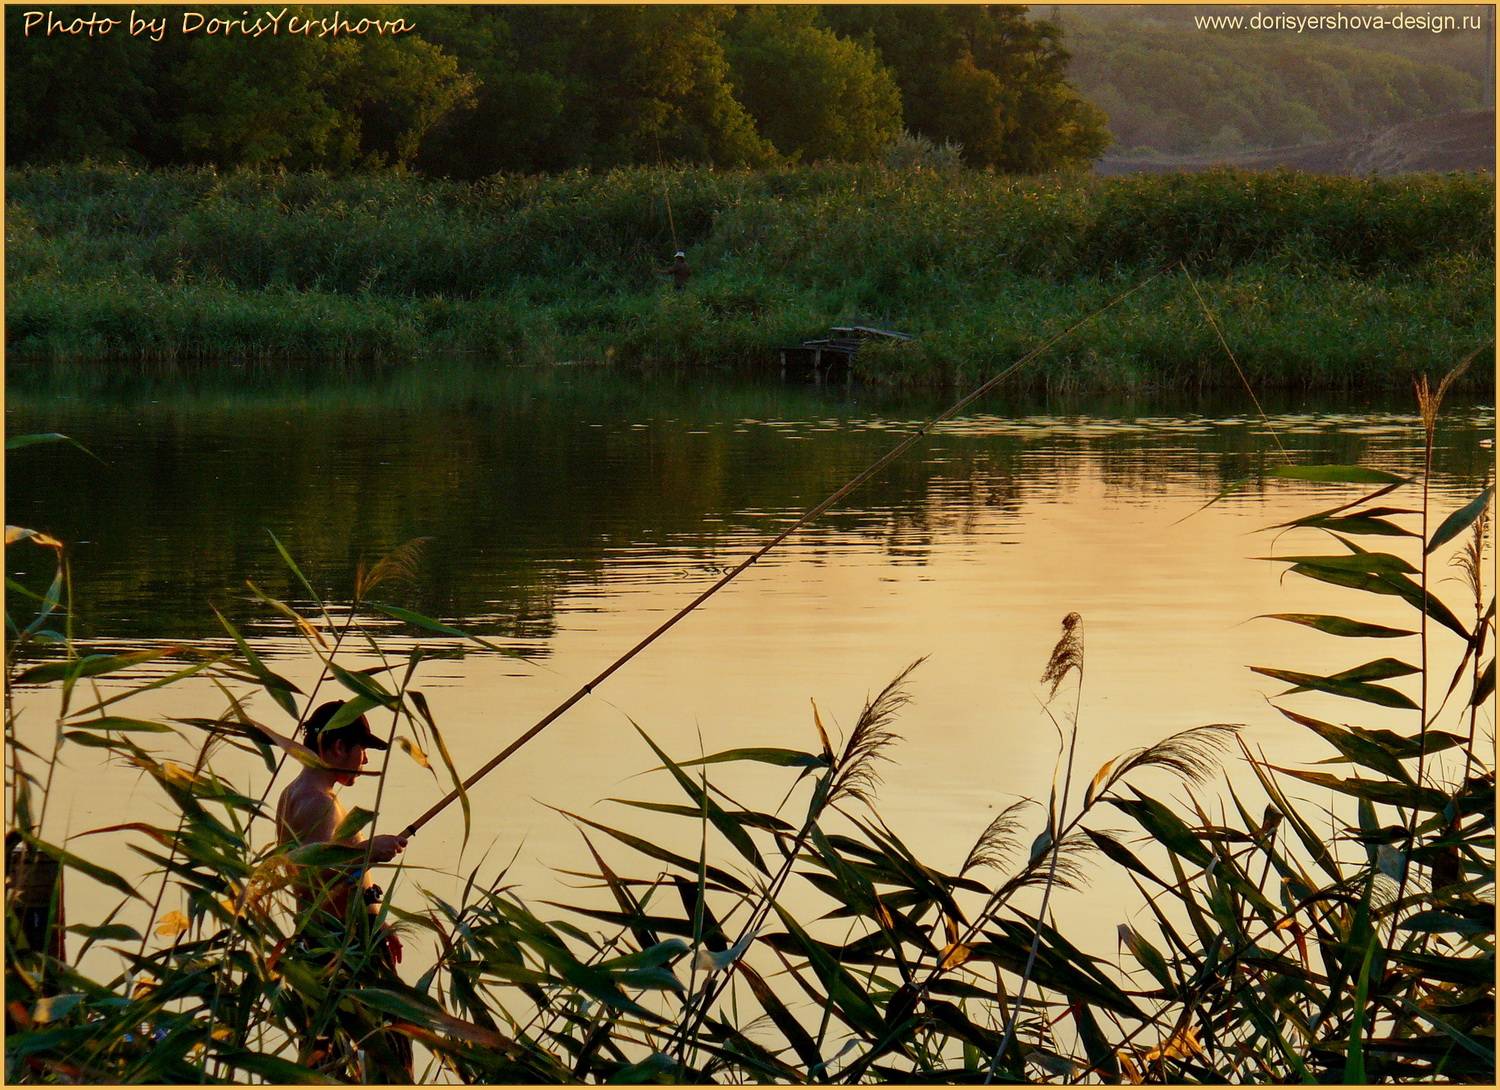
5, 361, 1494, 983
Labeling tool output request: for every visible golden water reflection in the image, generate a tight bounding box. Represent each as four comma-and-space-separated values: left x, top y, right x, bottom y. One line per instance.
13, 417, 1491, 979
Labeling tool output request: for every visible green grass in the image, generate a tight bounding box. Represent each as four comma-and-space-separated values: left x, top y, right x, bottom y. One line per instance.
6, 163, 1494, 390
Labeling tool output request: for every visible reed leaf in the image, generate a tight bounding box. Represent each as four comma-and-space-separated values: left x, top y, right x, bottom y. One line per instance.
1269, 766, 1449, 811
1263, 551, 1419, 576
1272, 706, 1413, 783
769, 900, 883, 1037
5, 432, 101, 462
1256, 612, 1415, 639
1119, 924, 1175, 994
64, 716, 175, 734
1108, 791, 1213, 868
1287, 562, 1473, 641
244, 581, 329, 649
18, 832, 142, 901
1290, 512, 1419, 537
1472, 659, 1495, 707
1083, 828, 1168, 887
661, 747, 828, 770
549, 807, 751, 895
211, 605, 300, 718
14, 646, 193, 687
328, 662, 397, 708
629, 719, 769, 876
395, 735, 432, 772
1426, 487, 1493, 557
607, 798, 795, 835
739, 961, 824, 1072
1398, 997, 1497, 1066
351, 987, 515, 1051
1252, 664, 1418, 709
65, 655, 231, 717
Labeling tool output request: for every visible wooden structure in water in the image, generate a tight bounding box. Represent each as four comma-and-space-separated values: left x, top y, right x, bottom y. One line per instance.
779, 325, 914, 382
5, 831, 66, 965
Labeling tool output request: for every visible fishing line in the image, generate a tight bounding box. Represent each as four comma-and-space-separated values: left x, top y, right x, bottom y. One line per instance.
1181, 263, 1291, 464
399, 266, 1170, 838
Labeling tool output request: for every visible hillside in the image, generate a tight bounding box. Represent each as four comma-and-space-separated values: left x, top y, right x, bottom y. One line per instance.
1054, 5, 1489, 161
1097, 109, 1495, 175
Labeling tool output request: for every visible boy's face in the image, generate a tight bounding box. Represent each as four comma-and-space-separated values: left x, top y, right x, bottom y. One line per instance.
322, 736, 368, 786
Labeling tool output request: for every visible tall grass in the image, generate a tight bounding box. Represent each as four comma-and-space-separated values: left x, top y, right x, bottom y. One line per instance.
6, 164, 1493, 390
5, 386, 1494, 1082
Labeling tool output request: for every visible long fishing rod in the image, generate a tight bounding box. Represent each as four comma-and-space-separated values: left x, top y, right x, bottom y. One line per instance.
399, 266, 1171, 839
655, 132, 679, 253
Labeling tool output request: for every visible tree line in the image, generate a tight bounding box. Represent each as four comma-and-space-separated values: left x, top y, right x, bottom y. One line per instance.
5, 5, 1110, 176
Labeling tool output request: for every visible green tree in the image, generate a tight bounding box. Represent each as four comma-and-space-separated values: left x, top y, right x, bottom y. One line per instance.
544, 5, 775, 168
169, 36, 351, 169
168, 7, 471, 170
725, 8, 902, 163
411, 8, 574, 177
4, 5, 158, 164
327, 31, 475, 168
824, 5, 1109, 171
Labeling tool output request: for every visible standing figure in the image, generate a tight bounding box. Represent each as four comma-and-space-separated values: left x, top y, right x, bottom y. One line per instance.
662, 249, 691, 291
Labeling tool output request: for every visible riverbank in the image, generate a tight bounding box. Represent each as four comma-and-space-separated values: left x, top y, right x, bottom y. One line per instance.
6, 164, 1493, 391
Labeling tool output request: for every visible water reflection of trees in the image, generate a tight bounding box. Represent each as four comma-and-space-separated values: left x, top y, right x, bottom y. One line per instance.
6, 366, 1492, 643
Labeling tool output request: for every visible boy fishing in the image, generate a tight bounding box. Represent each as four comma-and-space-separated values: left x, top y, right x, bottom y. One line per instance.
276, 699, 412, 1081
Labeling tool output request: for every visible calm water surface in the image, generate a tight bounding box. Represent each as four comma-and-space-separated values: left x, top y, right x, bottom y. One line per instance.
6, 361, 1494, 966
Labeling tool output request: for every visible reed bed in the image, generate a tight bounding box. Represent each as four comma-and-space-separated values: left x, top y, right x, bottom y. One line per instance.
5, 373, 1494, 1082
6, 164, 1493, 390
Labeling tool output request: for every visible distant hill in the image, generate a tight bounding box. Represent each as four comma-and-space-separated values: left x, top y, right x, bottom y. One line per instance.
1097, 109, 1495, 175
1052, 4, 1490, 163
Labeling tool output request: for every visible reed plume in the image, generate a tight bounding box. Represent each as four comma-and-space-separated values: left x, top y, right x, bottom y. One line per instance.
1039, 612, 1083, 700
827, 657, 925, 807
355, 536, 431, 601
1107, 723, 1241, 792
961, 799, 1032, 876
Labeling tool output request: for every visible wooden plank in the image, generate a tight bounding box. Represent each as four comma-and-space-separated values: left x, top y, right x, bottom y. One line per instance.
830, 325, 914, 341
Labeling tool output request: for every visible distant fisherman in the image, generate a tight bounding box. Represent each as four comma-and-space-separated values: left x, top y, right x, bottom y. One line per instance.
661, 250, 691, 292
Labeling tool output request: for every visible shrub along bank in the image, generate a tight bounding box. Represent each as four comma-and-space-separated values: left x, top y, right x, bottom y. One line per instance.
6, 164, 1493, 391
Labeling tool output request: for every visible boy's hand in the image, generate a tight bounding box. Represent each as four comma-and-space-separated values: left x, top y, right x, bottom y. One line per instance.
369, 834, 408, 863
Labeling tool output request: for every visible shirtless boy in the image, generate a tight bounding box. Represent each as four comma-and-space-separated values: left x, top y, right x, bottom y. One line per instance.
275, 699, 408, 950
275, 698, 413, 1080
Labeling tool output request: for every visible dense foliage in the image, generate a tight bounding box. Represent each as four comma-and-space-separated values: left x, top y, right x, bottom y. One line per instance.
6, 164, 1493, 389
5, 5, 1107, 174
5, 395, 1494, 1082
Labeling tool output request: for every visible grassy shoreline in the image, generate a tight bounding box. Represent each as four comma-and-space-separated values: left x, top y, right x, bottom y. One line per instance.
6, 164, 1493, 391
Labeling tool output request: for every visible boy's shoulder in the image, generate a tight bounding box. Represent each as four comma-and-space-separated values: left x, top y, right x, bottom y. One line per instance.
278, 774, 340, 844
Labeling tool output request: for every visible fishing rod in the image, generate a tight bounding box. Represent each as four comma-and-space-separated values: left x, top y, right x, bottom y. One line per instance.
399, 266, 1171, 839
655, 132, 680, 253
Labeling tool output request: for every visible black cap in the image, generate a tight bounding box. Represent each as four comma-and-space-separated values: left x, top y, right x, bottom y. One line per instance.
303, 699, 389, 752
